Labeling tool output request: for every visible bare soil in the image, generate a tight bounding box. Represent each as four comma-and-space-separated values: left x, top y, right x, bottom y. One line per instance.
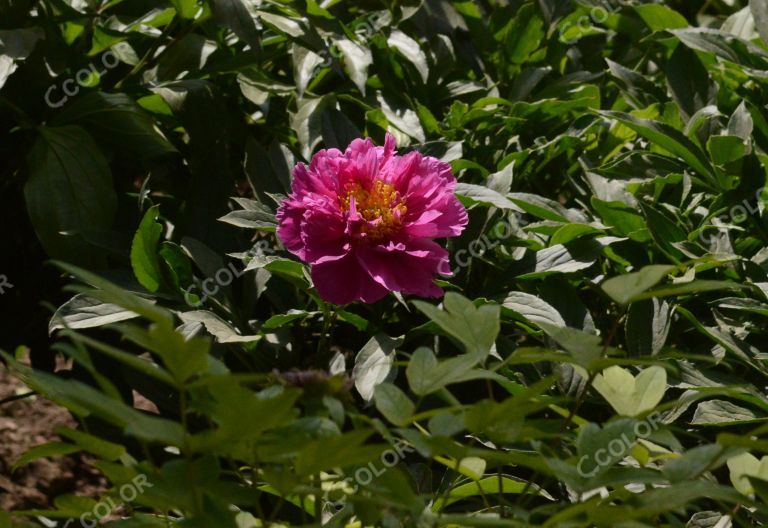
0, 361, 107, 514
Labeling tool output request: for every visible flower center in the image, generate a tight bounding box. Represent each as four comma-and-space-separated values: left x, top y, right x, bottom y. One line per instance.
340, 180, 407, 241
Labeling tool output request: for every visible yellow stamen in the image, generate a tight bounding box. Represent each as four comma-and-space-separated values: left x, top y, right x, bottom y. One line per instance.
340, 180, 407, 241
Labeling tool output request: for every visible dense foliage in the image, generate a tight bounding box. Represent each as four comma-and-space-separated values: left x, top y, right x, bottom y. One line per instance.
3, 0, 768, 525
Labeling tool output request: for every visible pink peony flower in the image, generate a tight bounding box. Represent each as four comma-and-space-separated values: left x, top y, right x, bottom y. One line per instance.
276, 134, 468, 305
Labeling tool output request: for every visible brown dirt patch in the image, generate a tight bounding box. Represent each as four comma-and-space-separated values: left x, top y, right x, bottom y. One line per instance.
0, 361, 108, 515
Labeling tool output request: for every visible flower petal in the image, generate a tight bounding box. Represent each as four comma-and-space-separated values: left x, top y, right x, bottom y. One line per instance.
312, 253, 389, 305
404, 195, 468, 238
357, 241, 446, 298
301, 206, 349, 264
276, 200, 308, 260
293, 149, 344, 198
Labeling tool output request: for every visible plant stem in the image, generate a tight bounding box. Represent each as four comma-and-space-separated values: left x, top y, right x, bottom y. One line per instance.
0, 96, 35, 128
314, 474, 322, 523
114, 19, 178, 89
317, 303, 335, 363
0, 391, 36, 405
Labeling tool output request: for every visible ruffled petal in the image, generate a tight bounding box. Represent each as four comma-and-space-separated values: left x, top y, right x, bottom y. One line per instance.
301, 206, 349, 264
292, 149, 344, 198
276, 200, 308, 260
312, 253, 389, 305
404, 194, 468, 238
357, 241, 445, 298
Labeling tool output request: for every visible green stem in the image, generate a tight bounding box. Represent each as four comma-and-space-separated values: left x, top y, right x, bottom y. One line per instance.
0, 391, 36, 405
179, 385, 192, 460
314, 474, 322, 523
114, 19, 179, 89
0, 96, 35, 128
317, 302, 336, 363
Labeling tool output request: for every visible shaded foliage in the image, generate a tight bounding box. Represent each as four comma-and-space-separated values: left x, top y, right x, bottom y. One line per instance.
3, 0, 768, 526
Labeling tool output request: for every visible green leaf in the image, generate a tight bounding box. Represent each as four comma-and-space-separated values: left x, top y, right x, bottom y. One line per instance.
509, 192, 576, 222
634, 280, 743, 301
634, 4, 689, 31
504, 4, 544, 64
630, 481, 744, 515
549, 223, 601, 246
662, 445, 728, 482
335, 37, 373, 95
200, 383, 301, 450
728, 452, 768, 495
501, 291, 566, 327
159, 241, 193, 292
707, 135, 748, 165
121, 317, 211, 382
131, 205, 164, 293
666, 44, 713, 120
432, 476, 531, 511
0, 27, 44, 89
376, 93, 425, 142
321, 108, 362, 150
591, 198, 650, 242
464, 384, 549, 443
374, 383, 415, 426
406, 347, 493, 396
53, 494, 98, 515
691, 400, 760, 426
12, 442, 81, 471
53, 262, 171, 325
671, 28, 768, 68
170, 0, 199, 19
61, 329, 176, 386
218, 199, 277, 230
639, 202, 687, 262
51, 92, 177, 160
576, 419, 638, 477
455, 183, 522, 211
601, 265, 677, 305
592, 366, 667, 416
295, 430, 383, 476
536, 324, 604, 368
413, 293, 500, 357
49, 294, 144, 334
387, 30, 428, 83
177, 310, 260, 344
432, 456, 487, 482
261, 309, 315, 330
353, 334, 403, 401
600, 111, 719, 187
406, 347, 439, 396
516, 240, 606, 279
55, 427, 126, 461
751, 0, 768, 44
24, 126, 117, 266
625, 299, 672, 356
212, 0, 260, 49
292, 95, 332, 159
4, 354, 185, 446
